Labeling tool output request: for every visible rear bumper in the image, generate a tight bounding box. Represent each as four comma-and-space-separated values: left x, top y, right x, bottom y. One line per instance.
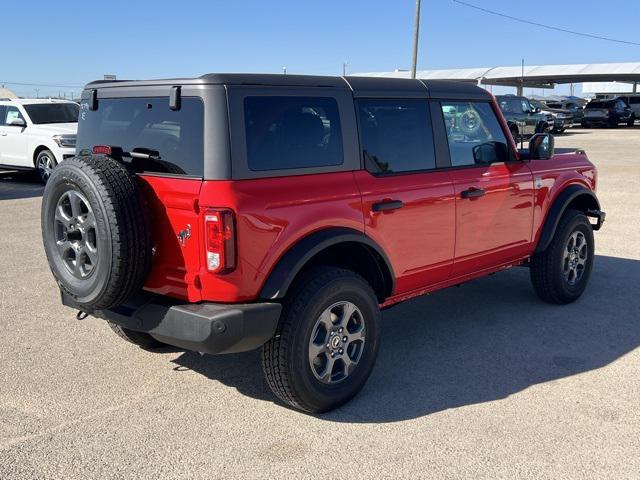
62, 292, 281, 354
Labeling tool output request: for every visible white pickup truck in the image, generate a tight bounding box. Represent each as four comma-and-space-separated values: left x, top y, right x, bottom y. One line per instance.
0, 98, 78, 183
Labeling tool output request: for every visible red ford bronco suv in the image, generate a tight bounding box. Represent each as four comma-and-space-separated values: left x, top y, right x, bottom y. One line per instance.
41, 74, 605, 413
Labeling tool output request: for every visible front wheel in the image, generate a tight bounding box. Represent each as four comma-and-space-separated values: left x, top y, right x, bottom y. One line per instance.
36, 149, 57, 184
262, 267, 381, 413
530, 209, 594, 304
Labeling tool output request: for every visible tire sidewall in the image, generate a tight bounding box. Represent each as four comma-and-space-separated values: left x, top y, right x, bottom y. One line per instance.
287, 275, 381, 412
42, 162, 113, 306
553, 213, 594, 300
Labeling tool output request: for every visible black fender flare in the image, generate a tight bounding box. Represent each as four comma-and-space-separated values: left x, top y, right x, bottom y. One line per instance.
259, 227, 395, 300
535, 184, 600, 253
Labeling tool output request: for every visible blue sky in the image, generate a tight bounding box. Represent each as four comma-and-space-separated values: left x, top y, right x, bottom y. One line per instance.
2, 0, 639, 98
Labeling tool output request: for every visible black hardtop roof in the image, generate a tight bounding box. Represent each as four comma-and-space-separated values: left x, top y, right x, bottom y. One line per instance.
85, 74, 491, 100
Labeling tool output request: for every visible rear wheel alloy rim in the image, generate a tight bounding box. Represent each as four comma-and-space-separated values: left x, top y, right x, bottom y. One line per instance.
563, 230, 588, 286
308, 301, 366, 384
37, 154, 54, 181
53, 190, 98, 279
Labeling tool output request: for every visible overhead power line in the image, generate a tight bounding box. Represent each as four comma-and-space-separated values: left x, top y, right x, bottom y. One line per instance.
453, 0, 640, 47
0, 81, 84, 88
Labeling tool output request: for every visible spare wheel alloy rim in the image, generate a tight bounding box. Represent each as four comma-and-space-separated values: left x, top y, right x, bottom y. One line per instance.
53, 190, 99, 279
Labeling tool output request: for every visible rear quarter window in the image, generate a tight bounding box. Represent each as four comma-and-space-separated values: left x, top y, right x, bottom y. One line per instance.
77, 97, 204, 177
243, 96, 343, 171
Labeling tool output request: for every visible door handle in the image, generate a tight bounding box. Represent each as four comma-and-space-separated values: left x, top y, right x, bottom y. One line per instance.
461, 187, 486, 199
372, 200, 404, 212
0, 133, 7, 136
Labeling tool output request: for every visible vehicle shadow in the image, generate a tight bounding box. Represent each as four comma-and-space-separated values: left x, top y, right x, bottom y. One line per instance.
171, 255, 640, 422
0, 170, 44, 200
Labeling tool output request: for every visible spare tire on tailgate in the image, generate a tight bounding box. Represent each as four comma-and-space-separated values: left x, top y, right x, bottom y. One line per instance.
41, 155, 152, 312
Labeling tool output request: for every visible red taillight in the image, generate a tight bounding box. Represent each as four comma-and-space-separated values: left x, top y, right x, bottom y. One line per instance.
92, 145, 112, 155
205, 209, 236, 273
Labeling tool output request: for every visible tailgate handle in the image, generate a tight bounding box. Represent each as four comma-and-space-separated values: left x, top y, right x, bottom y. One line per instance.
372, 200, 404, 212
461, 187, 486, 199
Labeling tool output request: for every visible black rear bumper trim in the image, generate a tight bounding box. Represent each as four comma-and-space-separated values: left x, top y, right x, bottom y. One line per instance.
62, 292, 281, 354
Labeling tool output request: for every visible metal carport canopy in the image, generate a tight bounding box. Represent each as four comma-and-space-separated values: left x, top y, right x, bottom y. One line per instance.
355, 62, 640, 90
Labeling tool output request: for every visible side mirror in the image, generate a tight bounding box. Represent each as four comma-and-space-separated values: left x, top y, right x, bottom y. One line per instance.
529, 133, 554, 160
8, 118, 26, 128
532, 107, 541, 114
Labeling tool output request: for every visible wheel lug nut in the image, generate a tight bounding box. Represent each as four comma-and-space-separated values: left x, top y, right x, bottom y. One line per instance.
339, 348, 344, 354
343, 336, 348, 342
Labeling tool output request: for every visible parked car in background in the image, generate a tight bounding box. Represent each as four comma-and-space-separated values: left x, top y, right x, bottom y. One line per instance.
599, 94, 640, 123
544, 99, 585, 124
582, 97, 634, 128
41, 74, 605, 413
0, 98, 78, 183
529, 99, 573, 134
496, 95, 550, 141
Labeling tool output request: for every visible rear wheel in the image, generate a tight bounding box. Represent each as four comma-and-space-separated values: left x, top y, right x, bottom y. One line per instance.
262, 267, 381, 413
36, 149, 57, 184
530, 209, 594, 304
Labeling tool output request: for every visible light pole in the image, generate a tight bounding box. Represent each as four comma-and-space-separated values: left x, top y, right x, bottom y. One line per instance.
342, 62, 348, 76
410, 0, 421, 79
282, 66, 287, 75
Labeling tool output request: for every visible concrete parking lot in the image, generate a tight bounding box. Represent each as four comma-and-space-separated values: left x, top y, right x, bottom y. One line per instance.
0, 129, 638, 479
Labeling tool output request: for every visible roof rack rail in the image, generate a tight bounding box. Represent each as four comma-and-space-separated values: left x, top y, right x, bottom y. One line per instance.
0, 98, 14, 101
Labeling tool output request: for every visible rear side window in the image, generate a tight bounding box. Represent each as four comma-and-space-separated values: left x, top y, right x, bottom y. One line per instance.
243, 96, 343, 171
77, 97, 204, 177
630, 97, 640, 105
357, 99, 436, 174
440, 102, 509, 167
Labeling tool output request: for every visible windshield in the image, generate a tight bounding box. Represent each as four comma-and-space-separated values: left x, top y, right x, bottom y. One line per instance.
23, 103, 79, 124
76, 96, 204, 177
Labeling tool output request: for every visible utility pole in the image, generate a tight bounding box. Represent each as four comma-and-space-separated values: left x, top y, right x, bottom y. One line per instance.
35, 88, 40, 98
410, 0, 422, 79
342, 62, 348, 76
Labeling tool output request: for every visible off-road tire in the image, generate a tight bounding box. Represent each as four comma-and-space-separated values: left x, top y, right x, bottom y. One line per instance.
41, 155, 151, 312
262, 267, 381, 413
530, 209, 594, 304
107, 321, 165, 349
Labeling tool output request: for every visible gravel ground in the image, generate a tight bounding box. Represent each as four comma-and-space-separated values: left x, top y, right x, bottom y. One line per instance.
0, 128, 638, 479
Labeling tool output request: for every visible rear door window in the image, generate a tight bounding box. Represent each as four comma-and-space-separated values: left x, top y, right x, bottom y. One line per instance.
357, 99, 436, 174
243, 96, 343, 171
77, 97, 204, 177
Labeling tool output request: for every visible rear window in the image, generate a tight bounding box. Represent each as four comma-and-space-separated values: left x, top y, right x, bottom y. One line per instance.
23, 103, 79, 124
586, 100, 614, 109
357, 99, 436, 174
243, 96, 343, 171
77, 97, 204, 177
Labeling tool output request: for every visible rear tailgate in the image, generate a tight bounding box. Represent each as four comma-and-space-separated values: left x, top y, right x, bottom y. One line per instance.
140, 176, 203, 301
